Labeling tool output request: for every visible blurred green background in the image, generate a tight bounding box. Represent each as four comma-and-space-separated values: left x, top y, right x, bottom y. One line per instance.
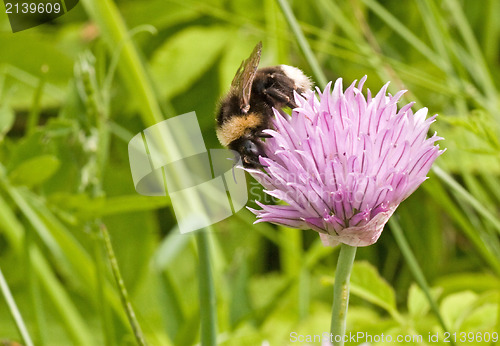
0, 0, 499, 345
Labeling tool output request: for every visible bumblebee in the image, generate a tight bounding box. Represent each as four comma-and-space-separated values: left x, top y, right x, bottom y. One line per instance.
216, 42, 312, 168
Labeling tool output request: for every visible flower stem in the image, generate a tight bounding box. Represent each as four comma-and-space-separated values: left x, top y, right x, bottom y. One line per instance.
330, 244, 357, 346
195, 231, 217, 346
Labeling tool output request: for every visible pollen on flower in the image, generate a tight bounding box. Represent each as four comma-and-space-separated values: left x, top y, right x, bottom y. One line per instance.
247, 76, 444, 247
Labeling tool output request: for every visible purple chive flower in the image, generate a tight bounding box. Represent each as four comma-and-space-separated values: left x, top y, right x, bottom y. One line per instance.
248, 77, 444, 247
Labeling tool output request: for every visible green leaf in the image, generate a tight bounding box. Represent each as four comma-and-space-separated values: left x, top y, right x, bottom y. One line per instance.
440, 291, 477, 330
407, 283, 443, 319
48, 193, 170, 220
408, 284, 430, 318
349, 261, 397, 316
150, 26, 232, 99
9, 155, 60, 187
462, 303, 497, 331
435, 273, 500, 296
0, 104, 15, 141
121, 0, 200, 30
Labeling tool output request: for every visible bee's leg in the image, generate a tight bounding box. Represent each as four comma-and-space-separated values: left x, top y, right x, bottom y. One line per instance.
268, 72, 299, 108
286, 99, 298, 109
255, 131, 272, 138
263, 87, 297, 109
263, 88, 290, 104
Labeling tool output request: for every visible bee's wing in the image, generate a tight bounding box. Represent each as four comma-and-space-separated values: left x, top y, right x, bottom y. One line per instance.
231, 41, 262, 113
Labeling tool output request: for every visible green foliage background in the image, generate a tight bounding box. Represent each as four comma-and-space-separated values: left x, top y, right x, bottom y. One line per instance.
0, 0, 499, 345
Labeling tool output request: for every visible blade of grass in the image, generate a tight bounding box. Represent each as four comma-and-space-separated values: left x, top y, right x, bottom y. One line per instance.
461, 174, 500, 257
349, 0, 418, 102
79, 51, 137, 346
113, 118, 220, 344
25, 226, 46, 346
100, 223, 147, 346
481, 173, 500, 205
0, 64, 65, 102
316, 0, 363, 45
91, 225, 115, 346
264, 0, 287, 63
0, 179, 130, 327
0, 266, 34, 346
423, 176, 500, 275
279, 227, 302, 277
158, 271, 186, 342
79, 0, 163, 127
6, 186, 66, 264
443, 0, 497, 107
298, 25, 459, 97
389, 218, 453, 344
80, 0, 223, 209
0, 192, 22, 252
26, 65, 48, 135
298, 268, 310, 320
195, 231, 217, 346
312, 0, 417, 102
274, 5, 493, 338
454, 194, 500, 262
361, 0, 444, 69
249, 237, 337, 327
274, 0, 457, 298
166, 0, 265, 39
31, 246, 94, 345
279, 227, 304, 319
433, 166, 500, 236
0, 193, 93, 345
497, 293, 500, 346
276, 0, 327, 86
481, 0, 500, 66
150, 226, 190, 342
415, 0, 471, 115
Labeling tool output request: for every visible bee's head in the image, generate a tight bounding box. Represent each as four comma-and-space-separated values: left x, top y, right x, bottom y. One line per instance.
231, 137, 266, 168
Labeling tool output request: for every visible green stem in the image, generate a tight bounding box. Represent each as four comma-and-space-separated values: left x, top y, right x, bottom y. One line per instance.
195, 231, 217, 346
0, 265, 34, 346
100, 224, 147, 346
330, 243, 357, 346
